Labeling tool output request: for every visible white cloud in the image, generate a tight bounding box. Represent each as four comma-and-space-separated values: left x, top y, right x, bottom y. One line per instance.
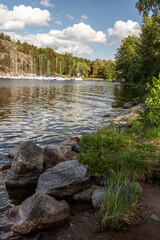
81, 15, 88, 20
0, 4, 51, 31
67, 14, 74, 20
107, 20, 141, 43
55, 21, 62, 25
8, 22, 108, 56
40, 0, 54, 7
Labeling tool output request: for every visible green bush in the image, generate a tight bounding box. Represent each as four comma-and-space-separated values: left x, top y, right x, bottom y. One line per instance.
140, 75, 160, 127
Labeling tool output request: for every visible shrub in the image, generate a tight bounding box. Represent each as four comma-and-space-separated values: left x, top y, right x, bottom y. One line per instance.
140, 74, 160, 127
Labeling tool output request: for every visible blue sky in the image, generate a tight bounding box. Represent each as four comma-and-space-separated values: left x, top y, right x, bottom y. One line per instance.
0, 0, 142, 60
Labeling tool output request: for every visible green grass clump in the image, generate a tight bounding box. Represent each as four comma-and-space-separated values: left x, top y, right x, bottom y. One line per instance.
80, 123, 160, 179
96, 172, 141, 230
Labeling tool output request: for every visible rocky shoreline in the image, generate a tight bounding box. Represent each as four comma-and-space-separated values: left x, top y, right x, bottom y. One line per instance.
0, 102, 160, 240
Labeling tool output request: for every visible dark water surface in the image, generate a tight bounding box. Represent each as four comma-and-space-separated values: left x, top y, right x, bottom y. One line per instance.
0, 79, 145, 217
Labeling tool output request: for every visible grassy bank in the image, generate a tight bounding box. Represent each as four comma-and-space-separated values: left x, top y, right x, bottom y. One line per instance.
79, 122, 160, 229
80, 123, 160, 179
79, 76, 160, 230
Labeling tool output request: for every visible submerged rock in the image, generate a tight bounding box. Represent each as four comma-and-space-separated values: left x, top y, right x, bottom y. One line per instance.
8, 146, 20, 159
59, 137, 80, 146
36, 160, 91, 198
103, 114, 111, 118
5, 193, 69, 235
111, 102, 121, 108
6, 141, 43, 188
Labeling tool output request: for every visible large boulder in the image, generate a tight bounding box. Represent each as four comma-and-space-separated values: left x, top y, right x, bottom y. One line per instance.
43, 144, 73, 170
36, 160, 91, 198
5, 193, 69, 235
6, 141, 43, 188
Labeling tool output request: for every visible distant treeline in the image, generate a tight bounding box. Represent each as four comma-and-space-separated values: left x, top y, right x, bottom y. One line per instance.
0, 32, 116, 80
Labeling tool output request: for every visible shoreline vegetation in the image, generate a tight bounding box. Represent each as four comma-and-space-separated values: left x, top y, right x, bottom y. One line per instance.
79, 75, 160, 230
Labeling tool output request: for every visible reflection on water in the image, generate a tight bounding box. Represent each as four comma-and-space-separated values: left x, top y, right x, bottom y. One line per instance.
0, 79, 145, 214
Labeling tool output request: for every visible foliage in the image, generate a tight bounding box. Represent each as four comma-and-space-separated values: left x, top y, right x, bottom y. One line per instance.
78, 61, 91, 77
140, 75, 160, 127
96, 174, 141, 230
115, 36, 141, 83
139, 16, 160, 83
92, 59, 105, 75
80, 124, 160, 179
116, 15, 160, 85
92, 58, 117, 80
136, 0, 160, 16
116, 0, 160, 84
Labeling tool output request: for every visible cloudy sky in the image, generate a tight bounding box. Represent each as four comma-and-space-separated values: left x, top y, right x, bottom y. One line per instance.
0, 0, 142, 60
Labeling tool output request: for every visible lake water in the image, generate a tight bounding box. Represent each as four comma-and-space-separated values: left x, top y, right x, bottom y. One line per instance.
0, 79, 145, 214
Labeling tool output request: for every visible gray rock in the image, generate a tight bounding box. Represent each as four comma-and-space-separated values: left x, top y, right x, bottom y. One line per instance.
124, 102, 137, 109
6, 141, 43, 188
73, 188, 95, 202
1, 162, 12, 171
111, 102, 121, 108
36, 160, 91, 198
60, 151, 80, 162
91, 188, 106, 209
43, 144, 73, 170
5, 193, 69, 235
113, 112, 138, 126
72, 144, 81, 153
131, 103, 145, 112
112, 103, 145, 127
8, 146, 19, 158
150, 213, 160, 223
92, 182, 142, 209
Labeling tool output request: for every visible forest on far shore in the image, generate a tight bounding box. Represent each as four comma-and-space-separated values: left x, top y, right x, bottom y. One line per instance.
0, 0, 160, 85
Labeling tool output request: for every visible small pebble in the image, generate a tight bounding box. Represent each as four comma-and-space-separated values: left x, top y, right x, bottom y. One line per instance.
150, 213, 160, 223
